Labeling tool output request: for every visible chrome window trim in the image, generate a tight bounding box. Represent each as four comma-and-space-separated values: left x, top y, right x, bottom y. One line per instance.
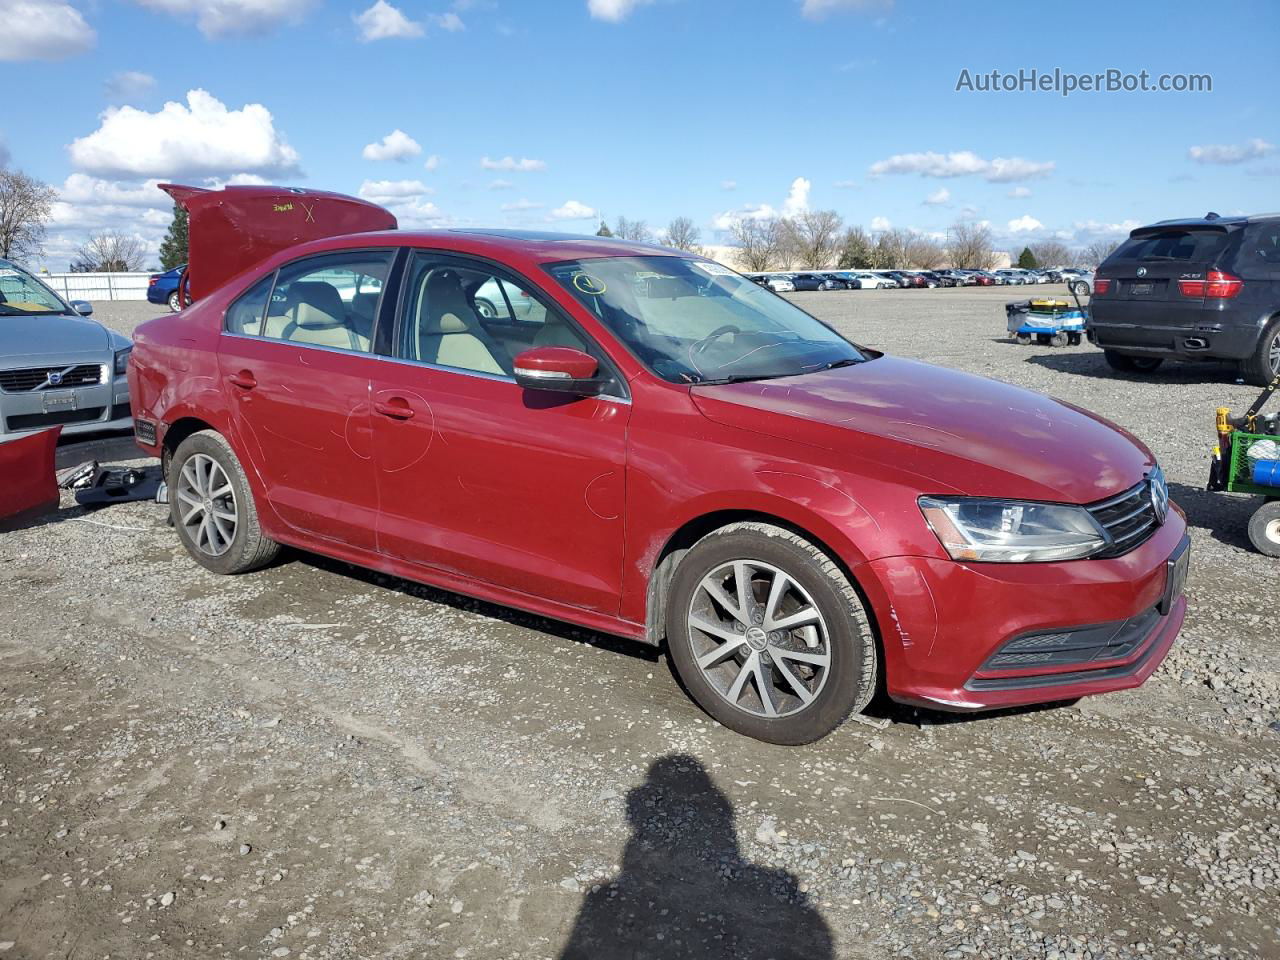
221, 330, 377, 359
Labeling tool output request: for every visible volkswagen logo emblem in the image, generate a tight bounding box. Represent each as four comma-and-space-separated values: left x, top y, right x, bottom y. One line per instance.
47, 371, 64, 386
1149, 470, 1169, 525
1136, 267, 1147, 277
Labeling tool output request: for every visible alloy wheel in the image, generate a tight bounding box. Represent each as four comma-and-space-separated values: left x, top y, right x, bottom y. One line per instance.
686, 560, 831, 718
1269, 330, 1280, 375
175, 453, 238, 557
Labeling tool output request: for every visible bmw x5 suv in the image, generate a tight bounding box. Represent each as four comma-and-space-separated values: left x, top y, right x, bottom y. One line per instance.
1087, 213, 1280, 385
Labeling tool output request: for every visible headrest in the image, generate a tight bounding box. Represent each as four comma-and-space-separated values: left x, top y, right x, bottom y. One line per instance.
437, 312, 469, 334
286, 281, 345, 328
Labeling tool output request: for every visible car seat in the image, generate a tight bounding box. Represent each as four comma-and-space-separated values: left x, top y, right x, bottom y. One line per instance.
417, 270, 509, 375
279, 281, 369, 351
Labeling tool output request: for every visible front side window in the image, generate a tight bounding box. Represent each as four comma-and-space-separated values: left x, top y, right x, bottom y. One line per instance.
0, 262, 71, 316
545, 256, 866, 384
226, 251, 393, 352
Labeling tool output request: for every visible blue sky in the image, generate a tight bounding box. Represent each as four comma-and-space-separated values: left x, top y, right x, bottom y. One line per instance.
2, 0, 1277, 268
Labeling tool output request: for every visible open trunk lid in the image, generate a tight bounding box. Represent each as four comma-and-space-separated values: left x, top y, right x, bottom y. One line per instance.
159, 184, 397, 302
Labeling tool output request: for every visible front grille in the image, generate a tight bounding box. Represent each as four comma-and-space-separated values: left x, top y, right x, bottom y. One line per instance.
1087, 481, 1159, 558
0, 364, 103, 393
6, 407, 106, 431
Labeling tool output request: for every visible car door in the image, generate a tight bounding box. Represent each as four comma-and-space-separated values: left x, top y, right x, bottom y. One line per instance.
369, 251, 631, 615
218, 249, 396, 552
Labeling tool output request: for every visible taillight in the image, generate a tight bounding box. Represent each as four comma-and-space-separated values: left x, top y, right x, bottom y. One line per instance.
1179, 270, 1243, 299
148, 277, 157, 285
1094, 278, 1111, 295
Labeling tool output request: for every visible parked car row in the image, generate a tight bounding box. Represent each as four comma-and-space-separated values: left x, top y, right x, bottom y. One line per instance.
746, 267, 1095, 292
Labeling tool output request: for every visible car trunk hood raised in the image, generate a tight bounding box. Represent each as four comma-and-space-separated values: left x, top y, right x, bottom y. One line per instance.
690, 356, 1154, 503
0, 313, 111, 363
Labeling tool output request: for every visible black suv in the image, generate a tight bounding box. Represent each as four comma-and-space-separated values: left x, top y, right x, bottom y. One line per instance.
1087, 213, 1280, 385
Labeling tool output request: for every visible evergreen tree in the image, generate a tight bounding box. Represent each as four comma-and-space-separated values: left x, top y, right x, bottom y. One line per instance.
1016, 246, 1038, 269
595, 221, 613, 237
158, 204, 189, 269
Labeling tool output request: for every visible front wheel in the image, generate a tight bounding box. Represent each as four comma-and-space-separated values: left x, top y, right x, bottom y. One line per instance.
170, 430, 281, 575
1248, 502, 1280, 558
665, 522, 878, 745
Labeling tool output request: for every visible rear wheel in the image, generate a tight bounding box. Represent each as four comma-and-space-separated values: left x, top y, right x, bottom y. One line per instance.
1248, 502, 1280, 558
1239, 318, 1280, 387
1015, 333, 1032, 345
1050, 332, 1069, 347
170, 431, 281, 575
1068, 332, 1083, 346
665, 522, 877, 745
167, 290, 181, 312
1104, 350, 1164, 374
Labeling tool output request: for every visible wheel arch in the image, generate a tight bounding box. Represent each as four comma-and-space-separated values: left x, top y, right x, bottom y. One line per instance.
160, 415, 217, 475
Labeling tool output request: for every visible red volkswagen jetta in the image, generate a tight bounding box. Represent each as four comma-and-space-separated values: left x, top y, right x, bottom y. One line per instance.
130, 186, 1188, 744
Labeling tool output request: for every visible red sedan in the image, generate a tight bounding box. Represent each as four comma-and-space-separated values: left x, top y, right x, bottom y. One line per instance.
129, 186, 1188, 744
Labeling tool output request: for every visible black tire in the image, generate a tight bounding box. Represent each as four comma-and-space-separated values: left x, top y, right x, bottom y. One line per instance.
1248, 501, 1280, 558
169, 430, 281, 575
1015, 333, 1032, 345
1068, 332, 1083, 346
1104, 350, 1164, 374
665, 522, 877, 745
167, 290, 181, 312
474, 298, 497, 319
1239, 318, 1280, 387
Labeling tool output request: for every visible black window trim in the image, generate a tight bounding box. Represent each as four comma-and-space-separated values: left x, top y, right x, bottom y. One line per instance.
388, 249, 631, 401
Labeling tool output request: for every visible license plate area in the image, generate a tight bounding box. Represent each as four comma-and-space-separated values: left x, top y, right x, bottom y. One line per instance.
1130, 282, 1154, 296
1159, 538, 1190, 616
42, 390, 77, 413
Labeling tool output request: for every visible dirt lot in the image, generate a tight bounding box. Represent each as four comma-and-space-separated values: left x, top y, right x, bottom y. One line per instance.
2, 288, 1277, 960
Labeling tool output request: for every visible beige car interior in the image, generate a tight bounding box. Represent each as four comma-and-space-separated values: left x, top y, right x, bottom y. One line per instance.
414, 269, 510, 375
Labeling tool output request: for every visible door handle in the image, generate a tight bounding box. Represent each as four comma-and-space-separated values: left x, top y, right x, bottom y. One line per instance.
227, 370, 257, 390
374, 398, 415, 420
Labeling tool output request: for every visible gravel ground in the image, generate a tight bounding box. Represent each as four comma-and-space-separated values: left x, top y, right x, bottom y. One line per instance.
1, 288, 1277, 960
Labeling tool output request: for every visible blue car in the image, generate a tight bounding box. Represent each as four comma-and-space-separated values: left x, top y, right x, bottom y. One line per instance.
146, 264, 186, 312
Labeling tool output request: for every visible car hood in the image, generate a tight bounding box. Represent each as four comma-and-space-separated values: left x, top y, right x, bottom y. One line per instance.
0, 312, 118, 365
690, 356, 1154, 503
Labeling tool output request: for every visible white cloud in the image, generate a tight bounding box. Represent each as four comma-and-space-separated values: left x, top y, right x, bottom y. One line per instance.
488, 179, 514, 190
357, 179, 434, 204
548, 200, 596, 221
869, 150, 1053, 182
1072, 218, 1142, 242
782, 176, 810, 217
58, 174, 171, 209
721, 180, 737, 190
800, 0, 889, 18
587, 0, 652, 21
501, 198, 543, 212
923, 187, 950, 206
132, 0, 312, 38
354, 0, 422, 40
1007, 186, 1032, 198
480, 155, 546, 172
432, 11, 464, 30
0, 1, 95, 61
870, 216, 891, 231
1007, 215, 1044, 233
712, 204, 778, 231
42, 175, 177, 270
104, 71, 155, 103
1188, 138, 1274, 165
68, 90, 301, 179
386, 199, 447, 228
423, 154, 441, 171
362, 129, 422, 162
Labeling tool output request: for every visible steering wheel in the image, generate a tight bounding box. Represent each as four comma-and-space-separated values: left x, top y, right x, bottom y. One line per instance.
690, 324, 741, 355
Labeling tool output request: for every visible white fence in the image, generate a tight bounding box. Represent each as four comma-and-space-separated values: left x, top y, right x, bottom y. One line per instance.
37, 272, 153, 302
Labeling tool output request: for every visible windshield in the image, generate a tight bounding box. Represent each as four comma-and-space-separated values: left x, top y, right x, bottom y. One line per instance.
0, 263, 71, 316
544, 256, 866, 384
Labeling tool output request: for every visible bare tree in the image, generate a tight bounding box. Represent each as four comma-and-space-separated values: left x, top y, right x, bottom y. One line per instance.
780, 209, 843, 268
613, 216, 653, 243
1078, 239, 1118, 267
946, 220, 997, 269
906, 233, 946, 269
663, 216, 704, 254
0, 169, 56, 262
873, 228, 913, 269
836, 226, 873, 269
1027, 238, 1072, 268
73, 230, 147, 272
727, 217, 784, 272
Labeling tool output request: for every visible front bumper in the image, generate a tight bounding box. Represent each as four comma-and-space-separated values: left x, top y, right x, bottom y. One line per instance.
0, 377, 133, 442
855, 509, 1189, 712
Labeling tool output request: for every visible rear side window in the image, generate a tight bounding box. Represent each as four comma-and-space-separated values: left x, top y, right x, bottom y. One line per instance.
1107, 229, 1230, 263
226, 274, 274, 335
1237, 223, 1280, 269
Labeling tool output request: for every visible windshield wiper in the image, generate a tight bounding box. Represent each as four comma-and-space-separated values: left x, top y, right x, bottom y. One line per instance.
695, 372, 794, 386
818, 357, 864, 372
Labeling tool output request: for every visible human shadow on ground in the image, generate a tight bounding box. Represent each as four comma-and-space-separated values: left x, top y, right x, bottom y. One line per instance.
558, 754, 834, 960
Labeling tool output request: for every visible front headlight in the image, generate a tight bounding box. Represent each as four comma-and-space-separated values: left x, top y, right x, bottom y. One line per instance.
919, 496, 1107, 563
114, 346, 132, 376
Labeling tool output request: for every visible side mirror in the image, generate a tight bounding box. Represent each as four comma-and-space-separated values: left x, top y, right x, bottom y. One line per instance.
513, 346, 602, 396
71, 300, 93, 317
